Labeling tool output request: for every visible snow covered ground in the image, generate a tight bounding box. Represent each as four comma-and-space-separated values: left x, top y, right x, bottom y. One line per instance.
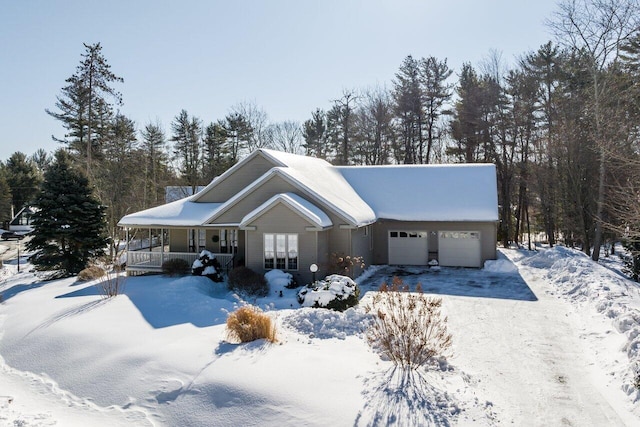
1, 246, 640, 426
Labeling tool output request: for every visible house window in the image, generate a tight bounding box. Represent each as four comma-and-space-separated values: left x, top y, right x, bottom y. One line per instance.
189, 229, 206, 252
220, 229, 238, 254
264, 233, 298, 271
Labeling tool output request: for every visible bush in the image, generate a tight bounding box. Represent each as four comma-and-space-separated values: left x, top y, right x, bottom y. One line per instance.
77, 265, 106, 281
192, 250, 223, 282
329, 252, 365, 277
97, 266, 125, 298
162, 258, 191, 276
264, 269, 297, 289
297, 274, 360, 311
228, 266, 269, 297
364, 277, 452, 369
226, 305, 277, 343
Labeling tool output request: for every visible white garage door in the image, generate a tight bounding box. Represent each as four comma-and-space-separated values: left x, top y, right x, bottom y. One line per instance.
388, 231, 428, 265
438, 231, 482, 267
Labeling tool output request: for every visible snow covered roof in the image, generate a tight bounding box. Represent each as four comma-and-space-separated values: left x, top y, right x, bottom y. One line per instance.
118, 196, 223, 227
119, 149, 498, 228
240, 193, 332, 229
337, 164, 499, 222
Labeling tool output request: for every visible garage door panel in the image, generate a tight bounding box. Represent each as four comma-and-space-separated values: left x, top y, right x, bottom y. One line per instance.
438, 231, 481, 268
388, 231, 428, 265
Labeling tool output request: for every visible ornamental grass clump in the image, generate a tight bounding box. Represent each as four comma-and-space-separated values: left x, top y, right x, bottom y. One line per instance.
364, 277, 452, 369
226, 305, 277, 343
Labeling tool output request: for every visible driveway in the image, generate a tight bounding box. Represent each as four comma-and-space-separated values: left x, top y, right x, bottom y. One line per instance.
358, 264, 630, 426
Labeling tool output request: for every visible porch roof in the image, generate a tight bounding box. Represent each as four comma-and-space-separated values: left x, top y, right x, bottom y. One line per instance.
118, 196, 223, 227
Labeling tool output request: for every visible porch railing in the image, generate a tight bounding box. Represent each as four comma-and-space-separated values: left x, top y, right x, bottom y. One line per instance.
126, 251, 234, 273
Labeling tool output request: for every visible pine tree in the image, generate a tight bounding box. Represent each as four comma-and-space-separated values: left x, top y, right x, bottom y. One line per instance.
0, 165, 12, 225
203, 120, 232, 181
302, 108, 327, 158
26, 150, 108, 276
171, 109, 203, 193
5, 152, 41, 213
140, 120, 169, 207
46, 42, 123, 176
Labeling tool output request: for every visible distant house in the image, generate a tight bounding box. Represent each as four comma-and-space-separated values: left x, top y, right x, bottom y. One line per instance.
119, 149, 498, 282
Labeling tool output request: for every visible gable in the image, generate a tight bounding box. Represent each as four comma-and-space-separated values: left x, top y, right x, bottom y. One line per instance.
240, 193, 332, 230
193, 151, 283, 203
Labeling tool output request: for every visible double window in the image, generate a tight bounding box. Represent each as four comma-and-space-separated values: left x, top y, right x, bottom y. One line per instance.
264, 233, 298, 270
220, 229, 238, 254
189, 229, 206, 252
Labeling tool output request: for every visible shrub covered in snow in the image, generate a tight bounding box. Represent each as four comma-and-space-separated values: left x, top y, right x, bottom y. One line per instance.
192, 250, 223, 282
264, 269, 297, 289
162, 258, 191, 276
226, 305, 276, 343
364, 277, 452, 369
228, 266, 269, 297
297, 274, 360, 311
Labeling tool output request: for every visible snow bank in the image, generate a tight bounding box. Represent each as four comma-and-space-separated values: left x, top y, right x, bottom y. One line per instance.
283, 307, 371, 340
483, 259, 518, 274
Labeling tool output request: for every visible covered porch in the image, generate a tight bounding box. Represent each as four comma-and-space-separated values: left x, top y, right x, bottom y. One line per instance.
123, 227, 242, 275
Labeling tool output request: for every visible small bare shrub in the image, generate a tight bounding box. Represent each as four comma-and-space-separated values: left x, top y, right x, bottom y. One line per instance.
97, 266, 125, 298
329, 252, 365, 277
162, 258, 191, 276
228, 266, 269, 297
77, 265, 106, 282
364, 277, 452, 369
226, 305, 277, 343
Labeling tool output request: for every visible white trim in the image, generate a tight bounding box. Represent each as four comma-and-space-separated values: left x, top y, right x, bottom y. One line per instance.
240, 193, 333, 229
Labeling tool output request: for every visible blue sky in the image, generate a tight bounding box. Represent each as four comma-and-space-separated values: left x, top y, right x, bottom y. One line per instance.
0, 0, 559, 158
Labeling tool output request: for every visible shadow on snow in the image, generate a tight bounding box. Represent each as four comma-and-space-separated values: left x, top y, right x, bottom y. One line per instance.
55, 275, 235, 329
359, 265, 537, 302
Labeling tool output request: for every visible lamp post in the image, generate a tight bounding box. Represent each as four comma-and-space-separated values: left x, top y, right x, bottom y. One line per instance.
310, 263, 318, 283
16, 238, 20, 273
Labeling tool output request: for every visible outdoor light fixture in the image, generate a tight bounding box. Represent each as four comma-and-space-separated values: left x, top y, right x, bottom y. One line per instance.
310, 263, 318, 282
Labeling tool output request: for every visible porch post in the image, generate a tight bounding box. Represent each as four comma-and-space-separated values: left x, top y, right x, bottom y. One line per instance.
160, 228, 165, 266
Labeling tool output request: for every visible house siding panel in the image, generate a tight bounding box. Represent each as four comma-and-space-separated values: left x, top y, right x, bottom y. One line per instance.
372, 220, 496, 266
244, 203, 319, 284
213, 175, 300, 224
169, 229, 189, 252
197, 154, 276, 203
350, 226, 372, 277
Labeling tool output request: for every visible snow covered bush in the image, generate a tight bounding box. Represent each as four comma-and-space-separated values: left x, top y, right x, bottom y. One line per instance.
228, 266, 269, 297
364, 277, 452, 369
297, 274, 360, 311
192, 250, 223, 282
264, 269, 297, 289
226, 305, 277, 343
162, 258, 191, 276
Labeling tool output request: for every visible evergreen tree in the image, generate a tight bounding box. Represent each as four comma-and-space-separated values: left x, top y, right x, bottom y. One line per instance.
46, 42, 123, 176
224, 112, 252, 164
140, 120, 169, 207
302, 108, 328, 158
393, 55, 423, 164
171, 109, 203, 192
203, 120, 232, 180
419, 56, 453, 164
5, 152, 41, 213
0, 165, 12, 225
26, 150, 108, 276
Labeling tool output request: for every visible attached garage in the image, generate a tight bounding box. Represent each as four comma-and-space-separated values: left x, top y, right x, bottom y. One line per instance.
388, 231, 428, 265
438, 231, 482, 268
